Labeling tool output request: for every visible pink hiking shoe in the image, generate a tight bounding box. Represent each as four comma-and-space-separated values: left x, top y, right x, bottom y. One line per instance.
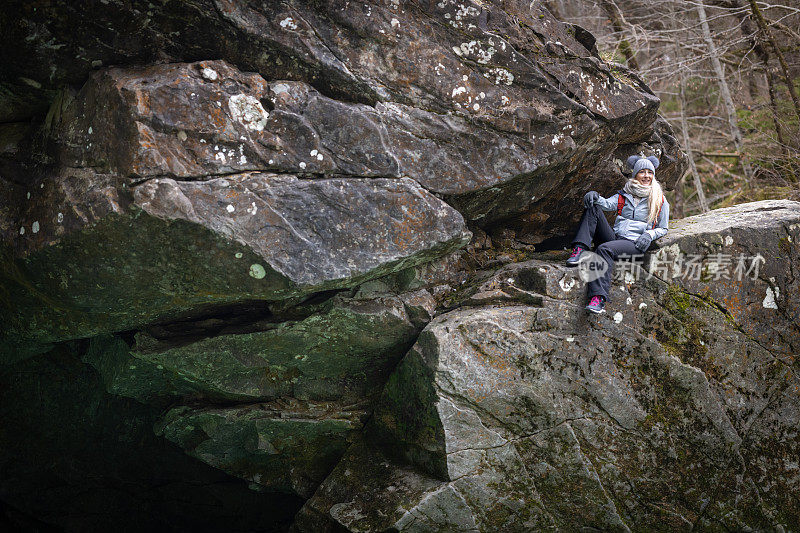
566, 244, 585, 267
585, 295, 606, 314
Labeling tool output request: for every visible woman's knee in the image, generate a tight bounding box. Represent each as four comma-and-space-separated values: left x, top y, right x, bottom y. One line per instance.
596, 242, 612, 254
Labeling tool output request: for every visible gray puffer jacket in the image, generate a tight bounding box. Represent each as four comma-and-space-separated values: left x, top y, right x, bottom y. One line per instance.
594, 190, 670, 242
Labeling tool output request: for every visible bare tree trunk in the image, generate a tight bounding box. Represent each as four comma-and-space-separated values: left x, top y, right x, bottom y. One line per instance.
676, 42, 709, 213
764, 61, 788, 156
697, 0, 755, 183
598, 0, 639, 69
710, 0, 762, 102
747, 0, 800, 124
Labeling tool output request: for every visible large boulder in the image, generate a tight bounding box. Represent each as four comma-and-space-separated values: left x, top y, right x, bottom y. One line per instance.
296, 200, 800, 531
2, 1, 684, 231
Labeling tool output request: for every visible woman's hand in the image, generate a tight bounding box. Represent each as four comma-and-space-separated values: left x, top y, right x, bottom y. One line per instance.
583, 191, 600, 209
634, 232, 653, 252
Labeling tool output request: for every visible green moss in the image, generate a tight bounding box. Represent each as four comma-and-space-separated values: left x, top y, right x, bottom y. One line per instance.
663, 285, 694, 318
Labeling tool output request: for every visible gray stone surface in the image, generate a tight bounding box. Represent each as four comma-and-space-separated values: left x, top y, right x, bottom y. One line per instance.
297, 201, 800, 532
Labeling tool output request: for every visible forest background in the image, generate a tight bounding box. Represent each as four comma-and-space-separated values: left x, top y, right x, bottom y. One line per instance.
545, 0, 800, 217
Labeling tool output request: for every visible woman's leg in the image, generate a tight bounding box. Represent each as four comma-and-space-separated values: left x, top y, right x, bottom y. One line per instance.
571, 204, 617, 249
588, 239, 641, 302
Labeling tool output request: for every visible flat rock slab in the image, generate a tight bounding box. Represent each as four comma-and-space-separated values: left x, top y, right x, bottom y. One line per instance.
49, 59, 657, 215
3, 170, 468, 361
84, 290, 434, 405
653, 199, 800, 355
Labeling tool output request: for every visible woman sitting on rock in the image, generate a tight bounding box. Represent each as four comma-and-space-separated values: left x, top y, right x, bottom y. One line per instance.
566, 155, 670, 314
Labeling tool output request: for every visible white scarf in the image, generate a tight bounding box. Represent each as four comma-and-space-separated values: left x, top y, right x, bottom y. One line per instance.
624, 178, 652, 198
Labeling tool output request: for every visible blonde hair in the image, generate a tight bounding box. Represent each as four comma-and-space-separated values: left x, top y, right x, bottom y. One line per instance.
646, 178, 665, 228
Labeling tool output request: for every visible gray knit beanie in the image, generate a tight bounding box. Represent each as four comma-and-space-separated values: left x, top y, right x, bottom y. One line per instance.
627, 155, 660, 178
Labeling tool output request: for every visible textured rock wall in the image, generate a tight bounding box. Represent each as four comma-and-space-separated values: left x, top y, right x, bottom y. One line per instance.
297, 201, 800, 532
4, 1, 797, 532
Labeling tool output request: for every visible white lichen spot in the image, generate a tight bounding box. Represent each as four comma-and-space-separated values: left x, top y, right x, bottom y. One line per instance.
638, 302, 647, 309
88, 126, 93, 134
279, 17, 298, 30
479, 92, 485, 99
473, 103, 480, 111
201, 67, 218, 81
247, 202, 258, 215
235, 252, 243, 259
613, 312, 623, 323
239, 154, 247, 164
26, 192, 30, 199
57, 212, 63, 223
299, 161, 307, 169
558, 276, 576, 292
435, 63, 446, 76
566, 336, 575, 342
268, 159, 274, 165
226, 204, 235, 213
626, 297, 632, 305
500, 95, 509, 105
228, 94, 269, 131
724, 235, 734, 246
316, 153, 323, 161
762, 286, 779, 309
32, 221, 39, 233
391, 17, 399, 27
457, 40, 495, 64
249, 263, 266, 279
310, 149, 318, 157
452, 86, 466, 97
487, 68, 514, 85
19, 226, 24, 235
215, 151, 227, 164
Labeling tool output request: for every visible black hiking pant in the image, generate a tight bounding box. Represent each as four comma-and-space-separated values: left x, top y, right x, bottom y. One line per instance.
571, 204, 642, 302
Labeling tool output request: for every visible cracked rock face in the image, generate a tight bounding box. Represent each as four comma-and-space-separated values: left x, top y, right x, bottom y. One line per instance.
5, 1, 796, 531
2, 167, 467, 360
296, 201, 800, 532
3, 0, 683, 230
